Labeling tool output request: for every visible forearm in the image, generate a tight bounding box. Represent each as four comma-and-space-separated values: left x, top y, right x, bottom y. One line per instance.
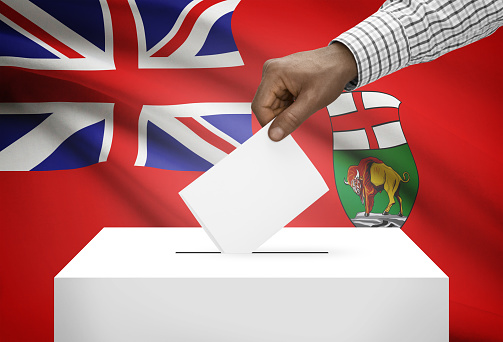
334, 0, 503, 90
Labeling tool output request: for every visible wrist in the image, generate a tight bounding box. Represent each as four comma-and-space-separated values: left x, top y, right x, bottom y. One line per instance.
326, 42, 358, 89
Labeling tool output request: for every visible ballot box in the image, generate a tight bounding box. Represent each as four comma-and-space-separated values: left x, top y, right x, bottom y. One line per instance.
54, 227, 448, 342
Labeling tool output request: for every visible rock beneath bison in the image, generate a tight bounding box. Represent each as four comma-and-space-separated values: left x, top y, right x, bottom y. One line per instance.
351, 212, 407, 228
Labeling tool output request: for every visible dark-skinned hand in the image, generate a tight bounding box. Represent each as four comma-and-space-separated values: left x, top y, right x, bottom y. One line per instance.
252, 42, 358, 141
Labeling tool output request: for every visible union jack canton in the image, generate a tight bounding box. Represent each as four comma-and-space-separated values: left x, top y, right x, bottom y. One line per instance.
0, 0, 250, 172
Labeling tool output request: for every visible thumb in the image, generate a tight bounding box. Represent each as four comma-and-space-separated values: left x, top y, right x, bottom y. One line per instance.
268, 93, 317, 141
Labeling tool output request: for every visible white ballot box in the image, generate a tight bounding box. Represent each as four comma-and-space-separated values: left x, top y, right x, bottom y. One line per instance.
54, 228, 448, 342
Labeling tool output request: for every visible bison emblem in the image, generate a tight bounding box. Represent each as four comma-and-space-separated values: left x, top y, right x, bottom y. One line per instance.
344, 157, 409, 217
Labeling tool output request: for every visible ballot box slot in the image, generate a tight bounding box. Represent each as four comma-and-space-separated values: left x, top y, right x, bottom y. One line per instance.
175, 251, 221, 253
253, 251, 328, 254
175, 251, 329, 254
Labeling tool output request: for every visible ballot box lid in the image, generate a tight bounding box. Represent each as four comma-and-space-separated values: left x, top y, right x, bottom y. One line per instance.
55, 227, 447, 279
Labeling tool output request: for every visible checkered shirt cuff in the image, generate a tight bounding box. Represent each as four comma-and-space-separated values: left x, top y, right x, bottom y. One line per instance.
333, 10, 410, 91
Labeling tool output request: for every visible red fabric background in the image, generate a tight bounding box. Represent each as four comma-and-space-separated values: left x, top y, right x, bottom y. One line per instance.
0, 1, 501, 341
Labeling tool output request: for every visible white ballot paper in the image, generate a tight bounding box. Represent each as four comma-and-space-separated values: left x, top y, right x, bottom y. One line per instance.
179, 121, 329, 253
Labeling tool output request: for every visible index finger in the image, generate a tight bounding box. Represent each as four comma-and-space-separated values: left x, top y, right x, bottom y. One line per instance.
251, 77, 280, 127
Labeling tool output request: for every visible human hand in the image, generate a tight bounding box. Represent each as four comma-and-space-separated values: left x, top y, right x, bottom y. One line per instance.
251, 42, 357, 141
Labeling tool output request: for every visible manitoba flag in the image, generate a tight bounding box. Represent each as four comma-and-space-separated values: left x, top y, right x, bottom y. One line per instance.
0, 1, 501, 342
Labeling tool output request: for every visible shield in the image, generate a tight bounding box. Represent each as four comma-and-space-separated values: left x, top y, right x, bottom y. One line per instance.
327, 91, 418, 228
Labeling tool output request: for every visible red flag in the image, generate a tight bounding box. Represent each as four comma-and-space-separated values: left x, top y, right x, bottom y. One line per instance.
0, 1, 501, 341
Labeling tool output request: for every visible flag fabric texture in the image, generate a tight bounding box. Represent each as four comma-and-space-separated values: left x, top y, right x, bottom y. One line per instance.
0, 102, 114, 171
0, 1, 502, 341
135, 102, 252, 171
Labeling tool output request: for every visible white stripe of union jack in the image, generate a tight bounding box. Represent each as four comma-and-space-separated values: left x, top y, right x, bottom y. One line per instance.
135, 103, 252, 171
0, 102, 114, 170
130, 0, 243, 69
0, 0, 114, 70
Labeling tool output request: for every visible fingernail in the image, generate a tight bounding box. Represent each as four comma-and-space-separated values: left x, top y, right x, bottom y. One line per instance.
269, 127, 285, 141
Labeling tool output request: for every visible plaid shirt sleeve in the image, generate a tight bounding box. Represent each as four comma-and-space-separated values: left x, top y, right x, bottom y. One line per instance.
334, 0, 503, 90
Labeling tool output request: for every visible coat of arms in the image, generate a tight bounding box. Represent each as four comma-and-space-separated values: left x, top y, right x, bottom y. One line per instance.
328, 91, 418, 228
